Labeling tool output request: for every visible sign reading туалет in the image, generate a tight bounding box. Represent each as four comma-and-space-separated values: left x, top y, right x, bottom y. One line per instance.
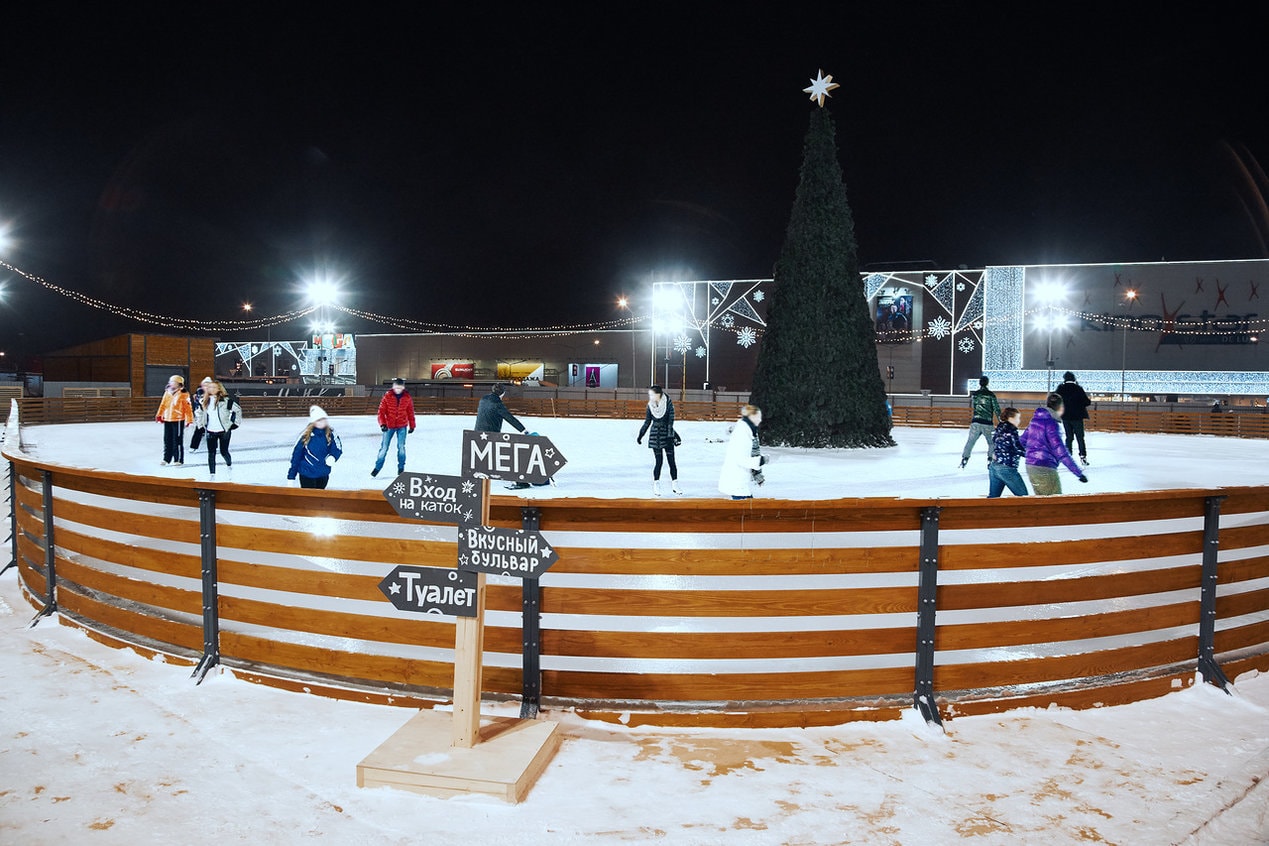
378, 565, 479, 618
382, 472, 483, 524
462, 430, 567, 486
457, 525, 560, 579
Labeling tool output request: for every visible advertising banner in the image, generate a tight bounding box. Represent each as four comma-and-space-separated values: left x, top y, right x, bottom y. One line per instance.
496, 361, 545, 383
430, 361, 474, 380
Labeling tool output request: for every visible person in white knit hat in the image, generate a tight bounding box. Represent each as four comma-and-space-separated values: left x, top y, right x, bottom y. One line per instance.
287, 405, 342, 489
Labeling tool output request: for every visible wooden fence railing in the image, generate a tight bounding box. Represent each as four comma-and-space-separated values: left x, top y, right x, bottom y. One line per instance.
6, 448, 1267, 727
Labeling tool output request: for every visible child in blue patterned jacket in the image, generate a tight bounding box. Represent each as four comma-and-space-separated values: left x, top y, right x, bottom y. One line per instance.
987, 407, 1029, 498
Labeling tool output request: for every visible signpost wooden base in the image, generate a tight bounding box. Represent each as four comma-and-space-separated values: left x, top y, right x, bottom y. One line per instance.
356, 710, 560, 803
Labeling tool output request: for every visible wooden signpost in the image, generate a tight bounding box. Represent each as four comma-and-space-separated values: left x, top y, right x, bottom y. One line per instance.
358, 433, 568, 802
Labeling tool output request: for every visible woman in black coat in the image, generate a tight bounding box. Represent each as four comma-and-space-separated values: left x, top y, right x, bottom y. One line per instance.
636, 385, 682, 496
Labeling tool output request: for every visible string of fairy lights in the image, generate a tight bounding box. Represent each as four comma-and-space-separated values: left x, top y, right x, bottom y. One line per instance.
2, 257, 1262, 341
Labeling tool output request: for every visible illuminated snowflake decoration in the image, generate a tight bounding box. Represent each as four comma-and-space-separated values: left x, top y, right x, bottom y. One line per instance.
736, 326, 758, 348
391, 482, 406, 495
674, 334, 692, 355
973, 321, 984, 330
711, 297, 720, 305
958, 336, 976, 353
925, 274, 939, 288
927, 316, 952, 340
695, 346, 706, 358
956, 282, 966, 292
720, 314, 735, 328
752, 290, 764, 302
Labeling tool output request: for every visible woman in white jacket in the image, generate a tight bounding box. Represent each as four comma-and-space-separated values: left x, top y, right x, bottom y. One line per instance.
718, 404, 767, 499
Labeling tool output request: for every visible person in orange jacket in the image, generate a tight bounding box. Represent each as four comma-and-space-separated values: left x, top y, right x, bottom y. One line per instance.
155, 375, 195, 465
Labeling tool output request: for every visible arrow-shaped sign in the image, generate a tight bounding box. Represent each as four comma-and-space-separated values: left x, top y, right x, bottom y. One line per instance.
456, 524, 560, 579
461, 430, 568, 485
377, 565, 479, 618
382, 472, 483, 525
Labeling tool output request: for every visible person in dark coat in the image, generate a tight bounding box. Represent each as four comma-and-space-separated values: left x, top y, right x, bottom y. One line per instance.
1054, 371, 1092, 465
636, 385, 682, 496
987, 407, 1028, 498
474, 384, 526, 433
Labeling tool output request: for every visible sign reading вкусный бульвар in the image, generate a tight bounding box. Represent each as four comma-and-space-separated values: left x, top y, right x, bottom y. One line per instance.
461, 430, 567, 485
457, 525, 560, 579
382, 472, 483, 524
377, 565, 479, 618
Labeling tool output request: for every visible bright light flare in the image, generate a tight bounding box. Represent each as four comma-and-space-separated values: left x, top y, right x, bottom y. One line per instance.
1032, 280, 1068, 304
652, 285, 680, 313
616, 296, 629, 310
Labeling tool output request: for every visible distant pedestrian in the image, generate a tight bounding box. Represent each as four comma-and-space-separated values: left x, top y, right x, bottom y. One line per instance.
1020, 393, 1088, 496
987, 407, 1029, 498
154, 375, 194, 466
372, 377, 416, 478
474, 384, 527, 434
637, 385, 682, 496
1054, 371, 1092, 465
718, 404, 767, 500
287, 405, 342, 489
960, 376, 1002, 468
194, 379, 241, 477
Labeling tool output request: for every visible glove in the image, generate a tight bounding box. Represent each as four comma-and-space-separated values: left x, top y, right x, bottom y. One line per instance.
381, 425, 388, 432
1078, 475, 1088, 483
527, 431, 540, 437
636, 436, 643, 444
673, 432, 682, 447
325, 455, 337, 467
155, 415, 163, 422
759, 455, 768, 466
287, 477, 298, 487
408, 428, 414, 434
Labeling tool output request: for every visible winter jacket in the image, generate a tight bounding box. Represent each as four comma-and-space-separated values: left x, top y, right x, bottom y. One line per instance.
969, 387, 1002, 425
1055, 381, 1091, 421
990, 421, 1024, 469
637, 397, 676, 450
718, 418, 764, 498
377, 390, 416, 431
288, 428, 343, 480
195, 395, 241, 433
1020, 407, 1082, 476
475, 393, 525, 433
156, 389, 194, 424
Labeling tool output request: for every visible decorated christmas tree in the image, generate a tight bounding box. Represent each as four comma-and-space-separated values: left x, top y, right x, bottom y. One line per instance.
749, 72, 895, 449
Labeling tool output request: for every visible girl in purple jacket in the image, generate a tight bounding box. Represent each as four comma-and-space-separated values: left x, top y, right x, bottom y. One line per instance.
1020, 394, 1089, 496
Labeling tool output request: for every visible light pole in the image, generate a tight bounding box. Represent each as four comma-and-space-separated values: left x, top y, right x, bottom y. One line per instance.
617, 296, 639, 389
1034, 281, 1068, 392
1120, 289, 1137, 401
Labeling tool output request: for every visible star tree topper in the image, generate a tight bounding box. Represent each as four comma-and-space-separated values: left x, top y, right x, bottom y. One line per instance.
802, 69, 839, 107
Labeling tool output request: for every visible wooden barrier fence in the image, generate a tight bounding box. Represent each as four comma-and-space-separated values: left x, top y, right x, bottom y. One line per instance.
6, 449, 1268, 727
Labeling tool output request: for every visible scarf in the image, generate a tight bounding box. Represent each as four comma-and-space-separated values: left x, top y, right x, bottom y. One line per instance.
648, 396, 667, 419
744, 416, 764, 486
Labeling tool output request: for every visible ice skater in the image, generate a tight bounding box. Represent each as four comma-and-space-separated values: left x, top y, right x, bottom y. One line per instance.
474, 384, 527, 434
987, 407, 1029, 498
1020, 393, 1088, 496
637, 385, 682, 496
287, 405, 343, 489
372, 377, 416, 478
194, 379, 240, 477
155, 375, 194, 466
718, 404, 767, 500
1055, 371, 1092, 465
961, 376, 1002, 468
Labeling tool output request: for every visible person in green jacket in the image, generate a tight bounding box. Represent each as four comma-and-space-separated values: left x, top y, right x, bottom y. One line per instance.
960, 376, 1002, 468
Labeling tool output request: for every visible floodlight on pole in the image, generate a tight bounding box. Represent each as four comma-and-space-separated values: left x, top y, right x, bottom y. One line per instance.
1121, 289, 1138, 400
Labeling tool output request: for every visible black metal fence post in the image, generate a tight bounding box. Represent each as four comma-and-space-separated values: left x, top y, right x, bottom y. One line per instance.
29, 470, 57, 626
191, 489, 221, 683
915, 505, 943, 727
519, 505, 543, 719
1198, 495, 1230, 693
2, 460, 17, 576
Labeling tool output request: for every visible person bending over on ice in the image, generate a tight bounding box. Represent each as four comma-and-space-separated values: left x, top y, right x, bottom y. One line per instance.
287, 405, 343, 489
987, 407, 1028, 498
372, 377, 416, 478
474, 383, 526, 434
1020, 393, 1087, 496
960, 375, 1002, 468
718, 404, 767, 500
155, 375, 194, 466
637, 385, 682, 496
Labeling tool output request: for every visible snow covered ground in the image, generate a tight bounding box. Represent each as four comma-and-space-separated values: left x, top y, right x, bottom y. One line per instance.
3, 416, 1269, 843
11, 412, 1269, 500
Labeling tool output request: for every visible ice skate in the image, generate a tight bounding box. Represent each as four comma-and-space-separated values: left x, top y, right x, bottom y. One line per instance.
1080, 455, 1090, 466
370, 467, 380, 478
671, 481, 683, 495
652, 480, 662, 497
958, 457, 968, 469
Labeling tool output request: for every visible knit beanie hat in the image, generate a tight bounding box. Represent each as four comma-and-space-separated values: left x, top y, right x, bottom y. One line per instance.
308, 405, 328, 424
171, 375, 184, 386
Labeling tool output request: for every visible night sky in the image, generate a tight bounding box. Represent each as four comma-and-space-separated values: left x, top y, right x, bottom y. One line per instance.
1, 6, 1265, 360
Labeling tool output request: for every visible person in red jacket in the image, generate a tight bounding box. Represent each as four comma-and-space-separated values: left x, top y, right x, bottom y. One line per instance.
372, 378, 416, 477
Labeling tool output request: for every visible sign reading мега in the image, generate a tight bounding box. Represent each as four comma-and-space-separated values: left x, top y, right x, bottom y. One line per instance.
378, 565, 479, 618
462, 430, 567, 485
382, 472, 483, 525
457, 525, 560, 579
